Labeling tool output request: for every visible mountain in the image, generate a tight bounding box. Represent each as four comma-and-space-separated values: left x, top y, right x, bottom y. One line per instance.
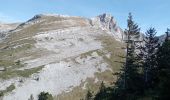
0, 22, 20, 41
0, 13, 125, 100
0, 22, 19, 32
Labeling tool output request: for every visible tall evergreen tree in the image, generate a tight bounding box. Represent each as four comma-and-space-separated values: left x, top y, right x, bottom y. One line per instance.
121, 12, 141, 90
94, 82, 108, 100
125, 13, 141, 40
156, 29, 170, 100
111, 13, 143, 100
140, 28, 159, 88
85, 90, 93, 100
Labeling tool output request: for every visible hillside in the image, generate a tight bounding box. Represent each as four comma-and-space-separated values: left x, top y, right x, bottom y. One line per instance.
0, 14, 125, 100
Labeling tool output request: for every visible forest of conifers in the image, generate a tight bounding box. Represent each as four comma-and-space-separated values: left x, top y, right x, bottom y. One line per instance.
86, 13, 170, 100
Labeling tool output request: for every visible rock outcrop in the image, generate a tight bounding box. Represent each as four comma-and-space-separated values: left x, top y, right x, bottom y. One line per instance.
91, 13, 124, 41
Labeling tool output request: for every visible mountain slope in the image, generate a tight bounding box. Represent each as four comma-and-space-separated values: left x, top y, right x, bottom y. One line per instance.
0, 14, 125, 100
0, 22, 20, 41
0, 22, 19, 32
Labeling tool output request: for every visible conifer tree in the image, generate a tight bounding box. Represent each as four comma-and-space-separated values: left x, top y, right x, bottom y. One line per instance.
94, 82, 107, 100
140, 28, 159, 88
111, 13, 142, 100
85, 90, 93, 100
121, 12, 141, 90
156, 29, 170, 99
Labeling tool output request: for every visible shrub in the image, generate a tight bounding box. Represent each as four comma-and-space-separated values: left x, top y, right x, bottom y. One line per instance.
38, 92, 53, 100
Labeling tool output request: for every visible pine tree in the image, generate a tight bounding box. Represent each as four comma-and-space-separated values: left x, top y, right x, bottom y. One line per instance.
122, 12, 141, 90
125, 13, 141, 40
140, 28, 159, 88
111, 13, 143, 100
156, 29, 170, 99
94, 82, 107, 100
85, 90, 93, 100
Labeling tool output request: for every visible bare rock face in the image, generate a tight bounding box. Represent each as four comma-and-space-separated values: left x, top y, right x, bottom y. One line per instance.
91, 13, 124, 41
92, 13, 116, 31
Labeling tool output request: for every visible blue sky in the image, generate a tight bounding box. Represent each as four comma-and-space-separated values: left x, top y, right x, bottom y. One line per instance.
0, 0, 169, 35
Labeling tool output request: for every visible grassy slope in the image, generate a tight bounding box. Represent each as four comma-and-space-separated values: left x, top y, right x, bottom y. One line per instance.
55, 34, 125, 100
0, 84, 15, 97
0, 16, 91, 96
0, 17, 47, 95
0, 16, 125, 99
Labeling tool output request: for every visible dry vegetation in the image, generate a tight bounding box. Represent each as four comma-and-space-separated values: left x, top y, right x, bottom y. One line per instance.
54, 34, 125, 100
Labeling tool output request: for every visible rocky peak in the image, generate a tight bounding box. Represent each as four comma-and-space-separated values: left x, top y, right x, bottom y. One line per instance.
92, 13, 116, 30
103, 14, 117, 30
16, 14, 45, 29
27, 14, 43, 22
91, 13, 123, 41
